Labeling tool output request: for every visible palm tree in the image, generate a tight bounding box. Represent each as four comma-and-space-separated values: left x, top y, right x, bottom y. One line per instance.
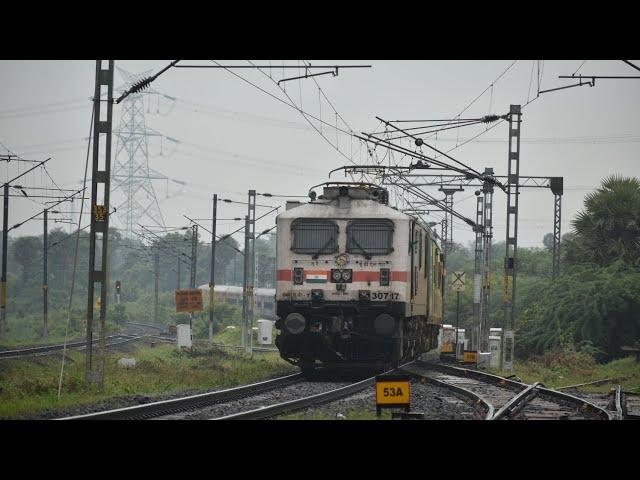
571, 175, 640, 266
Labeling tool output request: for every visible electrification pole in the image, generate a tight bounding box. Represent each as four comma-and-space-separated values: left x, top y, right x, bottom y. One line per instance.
154, 248, 159, 324
241, 215, 250, 349
209, 194, 217, 344
551, 178, 564, 280
480, 168, 494, 356
439, 188, 461, 256
189, 224, 198, 339
0, 157, 50, 341
86, 60, 114, 390
247, 190, 256, 354
472, 194, 484, 352
1, 184, 8, 341
43, 208, 49, 339
176, 255, 181, 289
502, 104, 522, 372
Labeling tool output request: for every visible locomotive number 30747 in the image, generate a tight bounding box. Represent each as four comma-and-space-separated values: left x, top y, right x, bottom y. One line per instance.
371, 292, 399, 300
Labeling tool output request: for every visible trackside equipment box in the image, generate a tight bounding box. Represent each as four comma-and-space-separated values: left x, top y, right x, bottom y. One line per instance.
376, 374, 411, 416
176, 324, 192, 349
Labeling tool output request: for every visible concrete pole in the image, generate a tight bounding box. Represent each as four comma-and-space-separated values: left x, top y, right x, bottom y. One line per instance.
43, 209, 48, 339
0, 184, 8, 341
241, 215, 249, 349
209, 194, 217, 344
154, 248, 159, 324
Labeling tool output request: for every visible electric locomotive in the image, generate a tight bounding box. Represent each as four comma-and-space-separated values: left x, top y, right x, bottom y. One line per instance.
275, 182, 445, 376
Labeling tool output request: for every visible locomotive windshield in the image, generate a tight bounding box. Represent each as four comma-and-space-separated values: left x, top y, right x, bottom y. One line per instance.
346, 219, 394, 256
291, 219, 339, 255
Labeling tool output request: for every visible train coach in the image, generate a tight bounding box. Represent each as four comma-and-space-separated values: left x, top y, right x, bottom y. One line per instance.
275, 182, 445, 376
198, 284, 276, 319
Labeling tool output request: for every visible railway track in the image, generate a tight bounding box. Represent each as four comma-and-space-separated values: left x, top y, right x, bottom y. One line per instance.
211, 361, 423, 420
57, 373, 305, 420
55, 358, 619, 421
402, 361, 611, 420
556, 380, 640, 420
125, 322, 167, 335
212, 375, 376, 420
58, 363, 412, 420
207, 342, 278, 353
625, 392, 640, 419
0, 334, 142, 360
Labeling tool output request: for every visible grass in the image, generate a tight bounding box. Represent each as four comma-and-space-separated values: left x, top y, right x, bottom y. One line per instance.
281, 409, 393, 420
489, 354, 640, 394
0, 340, 296, 419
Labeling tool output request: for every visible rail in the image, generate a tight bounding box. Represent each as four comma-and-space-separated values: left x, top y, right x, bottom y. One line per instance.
215, 361, 416, 420
0, 334, 139, 359
57, 373, 303, 420
416, 361, 611, 420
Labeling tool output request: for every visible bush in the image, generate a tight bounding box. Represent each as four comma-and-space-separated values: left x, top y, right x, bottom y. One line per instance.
517, 261, 640, 362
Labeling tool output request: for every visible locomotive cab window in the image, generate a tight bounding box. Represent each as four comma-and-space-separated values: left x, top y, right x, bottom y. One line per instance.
291, 219, 339, 255
346, 219, 394, 257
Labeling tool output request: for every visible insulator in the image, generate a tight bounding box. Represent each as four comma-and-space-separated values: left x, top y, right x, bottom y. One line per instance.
482, 114, 500, 123
130, 77, 153, 94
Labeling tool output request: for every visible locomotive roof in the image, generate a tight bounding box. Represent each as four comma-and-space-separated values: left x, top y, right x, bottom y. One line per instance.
277, 199, 409, 220
277, 199, 441, 243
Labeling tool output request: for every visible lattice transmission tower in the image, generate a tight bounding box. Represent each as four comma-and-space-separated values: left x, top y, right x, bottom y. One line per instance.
110, 68, 169, 239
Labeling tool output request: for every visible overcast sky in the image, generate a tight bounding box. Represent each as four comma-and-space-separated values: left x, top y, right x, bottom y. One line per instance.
1, 60, 638, 250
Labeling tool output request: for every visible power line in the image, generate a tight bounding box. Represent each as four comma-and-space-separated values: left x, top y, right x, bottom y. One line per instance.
455, 61, 518, 119
573, 60, 587, 76
211, 60, 354, 137
247, 60, 359, 167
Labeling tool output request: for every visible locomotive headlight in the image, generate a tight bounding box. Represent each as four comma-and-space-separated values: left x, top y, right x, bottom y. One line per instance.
293, 268, 304, 285
284, 313, 306, 335
332, 269, 343, 282
341, 269, 352, 282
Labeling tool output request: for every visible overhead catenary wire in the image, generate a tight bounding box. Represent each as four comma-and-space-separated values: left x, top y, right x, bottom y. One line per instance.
7, 188, 85, 232
57, 103, 94, 400
455, 60, 518, 119
246, 60, 358, 167
211, 60, 353, 137
378, 118, 490, 142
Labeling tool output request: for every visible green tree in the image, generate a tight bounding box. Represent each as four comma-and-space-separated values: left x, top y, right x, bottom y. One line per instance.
12, 236, 42, 284
517, 261, 640, 361
569, 175, 640, 266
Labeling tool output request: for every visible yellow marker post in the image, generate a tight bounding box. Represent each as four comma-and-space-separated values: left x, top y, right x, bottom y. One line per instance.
463, 351, 477, 363
375, 374, 411, 416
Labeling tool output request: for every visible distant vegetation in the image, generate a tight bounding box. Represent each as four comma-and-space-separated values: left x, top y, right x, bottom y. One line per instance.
0, 225, 275, 344
445, 175, 640, 362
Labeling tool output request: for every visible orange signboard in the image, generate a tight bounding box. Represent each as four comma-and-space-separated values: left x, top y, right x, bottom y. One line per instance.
175, 289, 204, 313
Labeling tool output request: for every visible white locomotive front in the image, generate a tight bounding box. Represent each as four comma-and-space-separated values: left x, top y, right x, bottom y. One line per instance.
275, 183, 444, 375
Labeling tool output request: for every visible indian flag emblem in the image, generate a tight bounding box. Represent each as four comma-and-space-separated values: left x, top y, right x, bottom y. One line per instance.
305, 271, 328, 284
